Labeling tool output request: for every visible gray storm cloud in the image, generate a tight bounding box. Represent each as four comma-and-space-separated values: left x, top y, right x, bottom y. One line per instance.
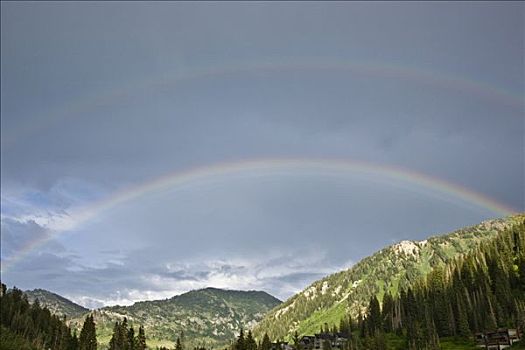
1, 1, 523, 305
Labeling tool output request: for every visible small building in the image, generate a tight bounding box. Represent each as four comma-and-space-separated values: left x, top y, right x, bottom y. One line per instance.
312, 333, 348, 350
475, 328, 521, 349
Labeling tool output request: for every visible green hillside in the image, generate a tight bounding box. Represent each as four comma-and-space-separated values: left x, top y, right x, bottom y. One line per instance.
69, 287, 281, 349
24, 288, 89, 319
1, 285, 82, 350
253, 214, 525, 341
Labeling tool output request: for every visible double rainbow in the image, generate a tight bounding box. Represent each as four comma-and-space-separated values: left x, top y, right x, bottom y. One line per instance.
2, 58, 523, 147
2, 158, 519, 271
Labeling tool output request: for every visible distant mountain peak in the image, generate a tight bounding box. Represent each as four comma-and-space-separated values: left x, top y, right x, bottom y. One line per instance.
67, 287, 281, 348
24, 288, 89, 319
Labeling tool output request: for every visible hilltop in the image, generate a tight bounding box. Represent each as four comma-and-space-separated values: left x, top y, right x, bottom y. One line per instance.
24, 288, 89, 319
68, 287, 281, 349
253, 214, 525, 341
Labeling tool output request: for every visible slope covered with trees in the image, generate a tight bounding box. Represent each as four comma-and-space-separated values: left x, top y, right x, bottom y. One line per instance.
353, 216, 525, 349
1, 283, 155, 350
68, 287, 281, 349
253, 214, 525, 342
24, 289, 89, 319
0, 283, 93, 350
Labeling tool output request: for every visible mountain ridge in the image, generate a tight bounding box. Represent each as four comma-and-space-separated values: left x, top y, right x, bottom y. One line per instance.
69, 287, 281, 348
21, 214, 524, 348
24, 286, 281, 348
252, 214, 524, 341
24, 288, 90, 319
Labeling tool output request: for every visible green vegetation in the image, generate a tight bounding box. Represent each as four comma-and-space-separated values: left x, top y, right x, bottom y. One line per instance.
3, 214, 524, 350
323, 215, 525, 349
79, 314, 97, 350
1, 283, 84, 350
253, 214, 525, 342
24, 289, 89, 319
1, 283, 155, 350
106, 317, 146, 350
438, 338, 478, 350
10, 285, 279, 349
68, 288, 281, 349
0, 325, 38, 350
248, 215, 524, 350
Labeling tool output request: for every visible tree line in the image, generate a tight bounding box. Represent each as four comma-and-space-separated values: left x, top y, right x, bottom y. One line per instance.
243, 219, 525, 350
0, 283, 151, 350
347, 218, 525, 349
1, 283, 80, 350
108, 317, 147, 350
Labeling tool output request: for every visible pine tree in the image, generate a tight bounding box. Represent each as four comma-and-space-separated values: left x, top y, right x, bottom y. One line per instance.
246, 330, 257, 350
259, 333, 271, 350
127, 326, 135, 350
136, 326, 147, 350
427, 266, 451, 337
381, 292, 394, 333
121, 318, 129, 350
79, 314, 97, 350
109, 322, 120, 350
367, 296, 381, 336
455, 296, 470, 337
235, 329, 246, 350
69, 331, 79, 350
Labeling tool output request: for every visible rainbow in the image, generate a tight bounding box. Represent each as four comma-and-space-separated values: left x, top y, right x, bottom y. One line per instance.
1, 158, 519, 271
2, 58, 523, 147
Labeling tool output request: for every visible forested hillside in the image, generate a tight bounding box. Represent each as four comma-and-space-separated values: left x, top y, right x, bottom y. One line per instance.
3, 214, 523, 350
68, 287, 281, 349
351, 216, 525, 349
0, 284, 85, 350
253, 214, 525, 342
24, 289, 89, 319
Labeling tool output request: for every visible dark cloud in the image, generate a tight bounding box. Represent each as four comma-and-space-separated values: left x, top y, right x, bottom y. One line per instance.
0, 219, 65, 259
1, 2, 523, 305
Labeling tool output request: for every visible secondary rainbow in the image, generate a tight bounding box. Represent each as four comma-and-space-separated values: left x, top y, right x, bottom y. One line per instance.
3, 58, 523, 148
1, 158, 519, 272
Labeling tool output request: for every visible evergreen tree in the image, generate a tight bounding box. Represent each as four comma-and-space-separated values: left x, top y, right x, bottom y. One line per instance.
0, 284, 80, 350
352, 218, 525, 349
79, 314, 97, 350
136, 326, 147, 350
109, 322, 120, 350
235, 329, 245, 350
381, 292, 394, 333
366, 296, 381, 336
427, 266, 451, 337
455, 296, 470, 337
121, 318, 129, 350
245, 330, 257, 350
127, 326, 136, 350
69, 332, 79, 350
259, 333, 271, 350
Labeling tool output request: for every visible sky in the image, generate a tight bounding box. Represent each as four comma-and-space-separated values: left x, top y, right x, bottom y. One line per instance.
1, 2, 524, 309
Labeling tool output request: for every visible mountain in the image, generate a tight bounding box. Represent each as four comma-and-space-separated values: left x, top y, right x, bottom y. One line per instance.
24, 288, 89, 319
2, 285, 82, 350
69, 287, 281, 349
252, 214, 525, 342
